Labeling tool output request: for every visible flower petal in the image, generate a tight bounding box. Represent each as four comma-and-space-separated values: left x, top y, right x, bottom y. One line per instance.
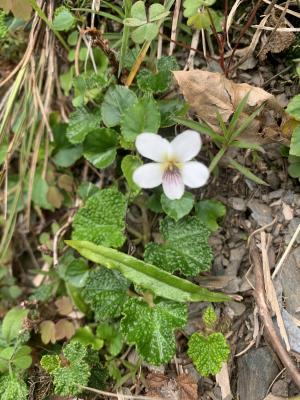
135, 133, 170, 162
162, 170, 184, 200
170, 130, 201, 162
133, 163, 163, 188
181, 161, 210, 188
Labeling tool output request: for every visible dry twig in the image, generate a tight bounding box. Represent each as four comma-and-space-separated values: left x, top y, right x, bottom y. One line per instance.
250, 239, 300, 390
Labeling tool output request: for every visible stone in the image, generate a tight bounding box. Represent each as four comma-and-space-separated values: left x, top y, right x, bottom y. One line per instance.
285, 218, 300, 245
268, 189, 284, 200
280, 247, 300, 316
228, 197, 246, 211
271, 379, 288, 397
248, 200, 273, 226
226, 301, 246, 317
281, 309, 300, 354
237, 347, 279, 400
226, 246, 246, 276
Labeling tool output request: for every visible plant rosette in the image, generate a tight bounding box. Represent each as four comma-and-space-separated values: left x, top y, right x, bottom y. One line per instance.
133, 130, 209, 200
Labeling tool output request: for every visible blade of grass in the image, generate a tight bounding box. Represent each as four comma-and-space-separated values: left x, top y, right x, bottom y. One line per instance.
227, 92, 250, 136
231, 140, 265, 152
0, 66, 26, 145
209, 147, 226, 172
173, 116, 224, 143
231, 105, 264, 141
216, 110, 229, 138
228, 157, 268, 185
119, 0, 132, 77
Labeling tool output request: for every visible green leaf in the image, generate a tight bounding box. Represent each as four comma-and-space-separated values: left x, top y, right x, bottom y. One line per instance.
121, 97, 160, 142
290, 126, 300, 156
0, 374, 28, 400
121, 155, 142, 194
137, 57, 178, 93
286, 94, 300, 121
158, 99, 188, 128
228, 158, 268, 186
52, 145, 83, 168
187, 9, 211, 30
72, 72, 106, 107
2, 307, 28, 343
183, 0, 202, 17
130, 1, 147, 23
131, 23, 159, 43
146, 189, 163, 213
96, 323, 123, 356
195, 199, 226, 231
12, 345, 32, 370
41, 341, 90, 396
60, 66, 74, 96
77, 182, 99, 201
58, 252, 89, 288
66, 283, 89, 314
157, 56, 179, 71
82, 267, 130, 320
66, 240, 229, 303
187, 332, 230, 376
31, 174, 53, 210
137, 69, 170, 93
288, 156, 300, 178
83, 128, 118, 168
101, 85, 137, 127
66, 108, 102, 144
72, 188, 127, 248
144, 216, 213, 276
121, 297, 187, 365
52, 7, 75, 31
161, 192, 194, 221
202, 306, 217, 329
73, 327, 104, 350
40, 355, 60, 373
149, 3, 169, 22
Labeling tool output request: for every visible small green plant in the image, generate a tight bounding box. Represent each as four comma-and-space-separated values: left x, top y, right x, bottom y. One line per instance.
188, 306, 230, 376
284, 73, 300, 179
124, 1, 169, 44
0, 308, 32, 398
174, 93, 268, 185
183, 0, 223, 31
41, 341, 91, 396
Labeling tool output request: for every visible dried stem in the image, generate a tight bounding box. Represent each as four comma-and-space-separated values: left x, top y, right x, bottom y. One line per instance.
250, 239, 300, 390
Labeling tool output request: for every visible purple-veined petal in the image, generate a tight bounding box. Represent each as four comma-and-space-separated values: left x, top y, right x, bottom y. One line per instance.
181, 161, 210, 188
162, 169, 185, 200
133, 163, 163, 188
170, 130, 201, 162
135, 133, 171, 162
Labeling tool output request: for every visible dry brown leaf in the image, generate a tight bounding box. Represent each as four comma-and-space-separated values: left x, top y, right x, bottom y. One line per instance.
0, 0, 32, 20
173, 70, 283, 144
216, 363, 232, 400
55, 319, 75, 341
58, 175, 74, 192
47, 187, 64, 209
55, 296, 73, 316
177, 374, 197, 400
40, 320, 56, 344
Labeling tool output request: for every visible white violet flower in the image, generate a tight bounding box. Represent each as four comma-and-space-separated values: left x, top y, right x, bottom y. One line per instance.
133, 130, 210, 200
